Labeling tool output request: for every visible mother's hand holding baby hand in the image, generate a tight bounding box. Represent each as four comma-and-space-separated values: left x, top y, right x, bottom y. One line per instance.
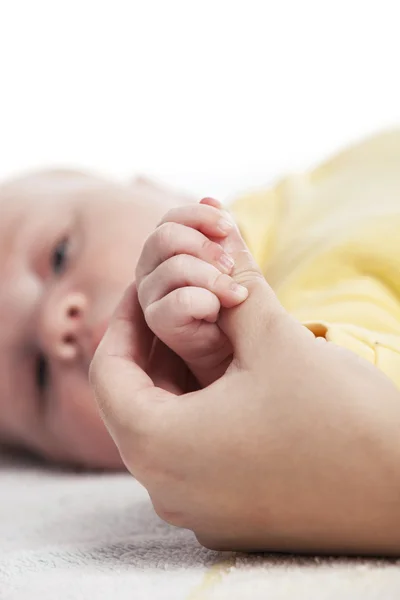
90, 222, 400, 555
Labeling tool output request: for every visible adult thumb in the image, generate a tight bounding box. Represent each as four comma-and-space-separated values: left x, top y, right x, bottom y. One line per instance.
218, 221, 288, 366
90, 283, 159, 440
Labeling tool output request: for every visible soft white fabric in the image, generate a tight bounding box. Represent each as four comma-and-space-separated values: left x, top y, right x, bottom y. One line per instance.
1, 450, 400, 600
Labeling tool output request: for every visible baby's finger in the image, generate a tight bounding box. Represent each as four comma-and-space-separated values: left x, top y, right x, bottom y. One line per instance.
146, 288, 232, 385
158, 203, 233, 239
136, 223, 235, 283
89, 283, 172, 446
199, 197, 223, 209
145, 287, 227, 367
138, 254, 248, 310
146, 287, 221, 330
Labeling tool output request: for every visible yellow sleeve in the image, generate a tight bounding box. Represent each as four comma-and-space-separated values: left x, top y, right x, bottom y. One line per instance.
232, 197, 400, 391
305, 320, 400, 387
296, 280, 400, 391
230, 132, 400, 392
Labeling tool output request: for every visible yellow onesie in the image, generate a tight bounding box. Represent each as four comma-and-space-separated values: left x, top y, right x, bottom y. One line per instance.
231, 130, 400, 390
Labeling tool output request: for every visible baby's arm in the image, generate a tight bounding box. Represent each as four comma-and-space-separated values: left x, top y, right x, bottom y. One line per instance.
135, 198, 248, 387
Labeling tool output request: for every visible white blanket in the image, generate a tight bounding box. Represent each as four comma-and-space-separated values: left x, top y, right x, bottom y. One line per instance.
1, 449, 400, 600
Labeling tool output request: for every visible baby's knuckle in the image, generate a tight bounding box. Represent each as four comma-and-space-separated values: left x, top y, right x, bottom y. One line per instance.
157, 208, 174, 227
136, 278, 147, 307
200, 237, 215, 255
143, 303, 157, 328
198, 201, 219, 216
213, 271, 229, 291
136, 236, 155, 280
175, 287, 193, 312
194, 203, 210, 219
169, 253, 187, 275
140, 229, 157, 253
156, 221, 177, 252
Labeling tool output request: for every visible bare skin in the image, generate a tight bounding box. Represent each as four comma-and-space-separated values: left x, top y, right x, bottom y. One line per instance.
136, 197, 248, 387
0, 171, 194, 467
92, 222, 400, 555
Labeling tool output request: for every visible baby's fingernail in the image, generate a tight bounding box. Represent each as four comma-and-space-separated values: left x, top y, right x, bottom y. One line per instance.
217, 218, 233, 234
230, 282, 248, 300
218, 253, 235, 272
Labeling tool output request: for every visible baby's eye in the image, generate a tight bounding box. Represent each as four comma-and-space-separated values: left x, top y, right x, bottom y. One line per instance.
36, 352, 49, 391
51, 237, 69, 274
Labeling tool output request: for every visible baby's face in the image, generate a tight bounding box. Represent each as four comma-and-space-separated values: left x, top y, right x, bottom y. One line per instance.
0, 171, 188, 468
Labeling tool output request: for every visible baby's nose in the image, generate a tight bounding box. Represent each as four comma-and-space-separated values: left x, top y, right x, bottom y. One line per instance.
40, 291, 88, 361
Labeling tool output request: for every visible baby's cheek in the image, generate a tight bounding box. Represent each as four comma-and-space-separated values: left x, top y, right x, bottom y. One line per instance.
51, 370, 122, 467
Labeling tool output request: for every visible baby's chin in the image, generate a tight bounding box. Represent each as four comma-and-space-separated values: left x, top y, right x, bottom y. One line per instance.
41, 415, 125, 471
71, 426, 125, 470
56, 443, 125, 471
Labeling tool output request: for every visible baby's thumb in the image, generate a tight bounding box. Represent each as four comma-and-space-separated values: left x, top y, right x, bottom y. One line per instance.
219, 222, 287, 365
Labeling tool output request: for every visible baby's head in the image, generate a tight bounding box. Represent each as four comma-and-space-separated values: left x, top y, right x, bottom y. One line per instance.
0, 170, 190, 468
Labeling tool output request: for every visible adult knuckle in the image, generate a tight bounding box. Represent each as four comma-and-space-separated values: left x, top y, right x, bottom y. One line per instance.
194, 533, 221, 551
197, 202, 216, 216
233, 255, 265, 287
119, 411, 158, 471
128, 446, 155, 481
133, 400, 156, 437
88, 354, 109, 412
152, 501, 187, 528
88, 353, 100, 389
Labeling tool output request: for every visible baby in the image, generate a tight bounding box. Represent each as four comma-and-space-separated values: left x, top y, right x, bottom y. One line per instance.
1, 130, 400, 468
0, 172, 244, 467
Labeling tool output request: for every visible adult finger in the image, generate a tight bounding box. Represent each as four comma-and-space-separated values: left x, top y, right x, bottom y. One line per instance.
89, 283, 174, 441
218, 222, 290, 366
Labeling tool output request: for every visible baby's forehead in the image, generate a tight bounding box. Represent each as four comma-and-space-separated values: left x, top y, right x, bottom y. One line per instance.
0, 170, 107, 202
0, 170, 102, 261
0, 190, 26, 274
0, 170, 122, 223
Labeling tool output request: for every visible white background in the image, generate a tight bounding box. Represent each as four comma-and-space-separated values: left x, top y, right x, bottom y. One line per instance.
0, 0, 400, 200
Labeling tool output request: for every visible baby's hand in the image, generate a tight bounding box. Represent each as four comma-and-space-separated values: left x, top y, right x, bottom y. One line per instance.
135, 198, 248, 386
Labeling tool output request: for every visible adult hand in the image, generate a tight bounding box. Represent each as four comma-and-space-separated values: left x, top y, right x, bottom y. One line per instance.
90, 224, 400, 555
